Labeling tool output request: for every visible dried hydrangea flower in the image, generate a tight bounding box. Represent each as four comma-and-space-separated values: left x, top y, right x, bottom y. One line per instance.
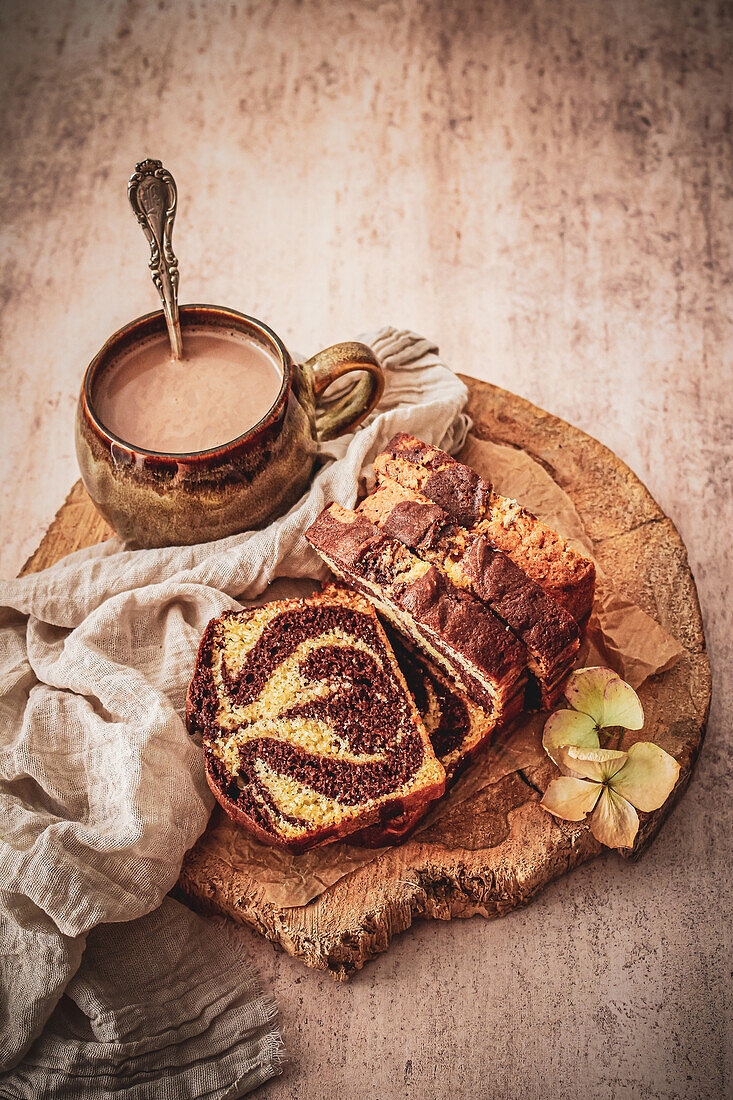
541, 742, 681, 849
543, 666, 644, 767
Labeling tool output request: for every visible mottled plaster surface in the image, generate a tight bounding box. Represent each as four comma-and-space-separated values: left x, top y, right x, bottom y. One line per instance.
0, 1, 730, 1097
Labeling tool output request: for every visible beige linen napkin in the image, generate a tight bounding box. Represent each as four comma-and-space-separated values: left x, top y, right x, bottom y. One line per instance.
0, 326, 470, 1094
2, 898, 285, 1099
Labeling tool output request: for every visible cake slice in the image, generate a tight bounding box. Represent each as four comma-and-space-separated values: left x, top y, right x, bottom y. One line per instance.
186, 586, 446, 852
373, 433, 596, 624
358, 480, 580, 706
305, 503, 528, 724
353, 635, 496, 846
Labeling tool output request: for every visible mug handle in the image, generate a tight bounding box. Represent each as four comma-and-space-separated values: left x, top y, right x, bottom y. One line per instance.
305, 342, 385, 441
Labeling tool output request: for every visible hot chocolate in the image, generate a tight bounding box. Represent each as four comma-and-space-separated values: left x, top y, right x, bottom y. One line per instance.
77, 303, 384, 547
93, 326, 282, 453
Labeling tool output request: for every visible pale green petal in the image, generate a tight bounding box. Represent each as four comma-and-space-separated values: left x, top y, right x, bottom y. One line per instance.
542, 710, 600, 766
565, 667, 617, 724
610, 741, 681, 812
601, 677, 644, 730
557, 745, 628, 782
541, 777, 602, 822
590, 788, 639, 849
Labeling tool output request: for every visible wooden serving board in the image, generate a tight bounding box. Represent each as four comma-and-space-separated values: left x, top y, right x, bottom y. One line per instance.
22, 378, 711, 979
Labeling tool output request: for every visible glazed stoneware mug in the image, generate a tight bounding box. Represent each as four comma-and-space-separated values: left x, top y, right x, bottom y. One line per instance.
75, 304, 384, 547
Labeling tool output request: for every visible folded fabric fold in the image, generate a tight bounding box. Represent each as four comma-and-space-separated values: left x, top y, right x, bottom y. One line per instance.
2, 899, 286, 1099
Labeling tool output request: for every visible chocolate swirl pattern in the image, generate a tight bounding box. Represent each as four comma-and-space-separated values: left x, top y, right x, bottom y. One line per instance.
357, 478, 581, 707
305, 502, 529, 723
187, 587, 445, 852
353, 635, 496, 847
390, 636, 494, 775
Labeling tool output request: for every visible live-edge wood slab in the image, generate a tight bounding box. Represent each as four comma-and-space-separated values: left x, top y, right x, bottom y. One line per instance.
21, 378, 711, 980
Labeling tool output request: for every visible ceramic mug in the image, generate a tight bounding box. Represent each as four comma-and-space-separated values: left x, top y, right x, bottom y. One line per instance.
75, 304, 384, 547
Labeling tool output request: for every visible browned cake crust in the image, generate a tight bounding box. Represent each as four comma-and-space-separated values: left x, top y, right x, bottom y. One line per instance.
373, 433, 596, 623
352, 635, 496, 846
358, 480, 580, 705
305, 504, 528, 723
186, 586, 445, 853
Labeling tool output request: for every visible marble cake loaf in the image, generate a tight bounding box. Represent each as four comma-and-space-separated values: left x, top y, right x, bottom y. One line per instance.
352, 635, 495, 846
358, 479, 580, 707
186, 586, 446, 852
373, 432, 596, 625
305, 504, 528, 724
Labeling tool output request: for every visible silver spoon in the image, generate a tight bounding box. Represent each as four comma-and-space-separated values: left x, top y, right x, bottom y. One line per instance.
128, 158, 183, 360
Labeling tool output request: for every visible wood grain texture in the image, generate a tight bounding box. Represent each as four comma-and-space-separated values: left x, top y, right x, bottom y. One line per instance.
22, 377, 711, 980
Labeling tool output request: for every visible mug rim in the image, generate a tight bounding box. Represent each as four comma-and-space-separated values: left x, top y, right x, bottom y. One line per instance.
82, 304, 293, 462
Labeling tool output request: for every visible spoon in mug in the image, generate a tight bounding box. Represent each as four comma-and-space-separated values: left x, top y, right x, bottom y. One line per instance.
128, 159, 183, 360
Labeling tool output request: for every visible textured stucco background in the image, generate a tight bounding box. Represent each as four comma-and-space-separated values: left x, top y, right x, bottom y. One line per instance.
0, 1, 730, 1097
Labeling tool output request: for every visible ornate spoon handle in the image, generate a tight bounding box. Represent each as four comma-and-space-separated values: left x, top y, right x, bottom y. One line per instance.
128, 159, 183, 359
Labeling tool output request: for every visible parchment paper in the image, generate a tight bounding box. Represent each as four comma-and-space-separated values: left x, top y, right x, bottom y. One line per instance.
219, 434, 684, 908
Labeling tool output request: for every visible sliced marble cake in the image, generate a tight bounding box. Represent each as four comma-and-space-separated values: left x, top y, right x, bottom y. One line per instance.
186, 586, 446, 852
305, 503, 528, 724
372, 432, 596, 624
358, 479, 580, 707
353, 635, 496, 846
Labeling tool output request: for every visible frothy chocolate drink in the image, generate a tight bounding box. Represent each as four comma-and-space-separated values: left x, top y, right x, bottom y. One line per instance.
94, 327, 282, 452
